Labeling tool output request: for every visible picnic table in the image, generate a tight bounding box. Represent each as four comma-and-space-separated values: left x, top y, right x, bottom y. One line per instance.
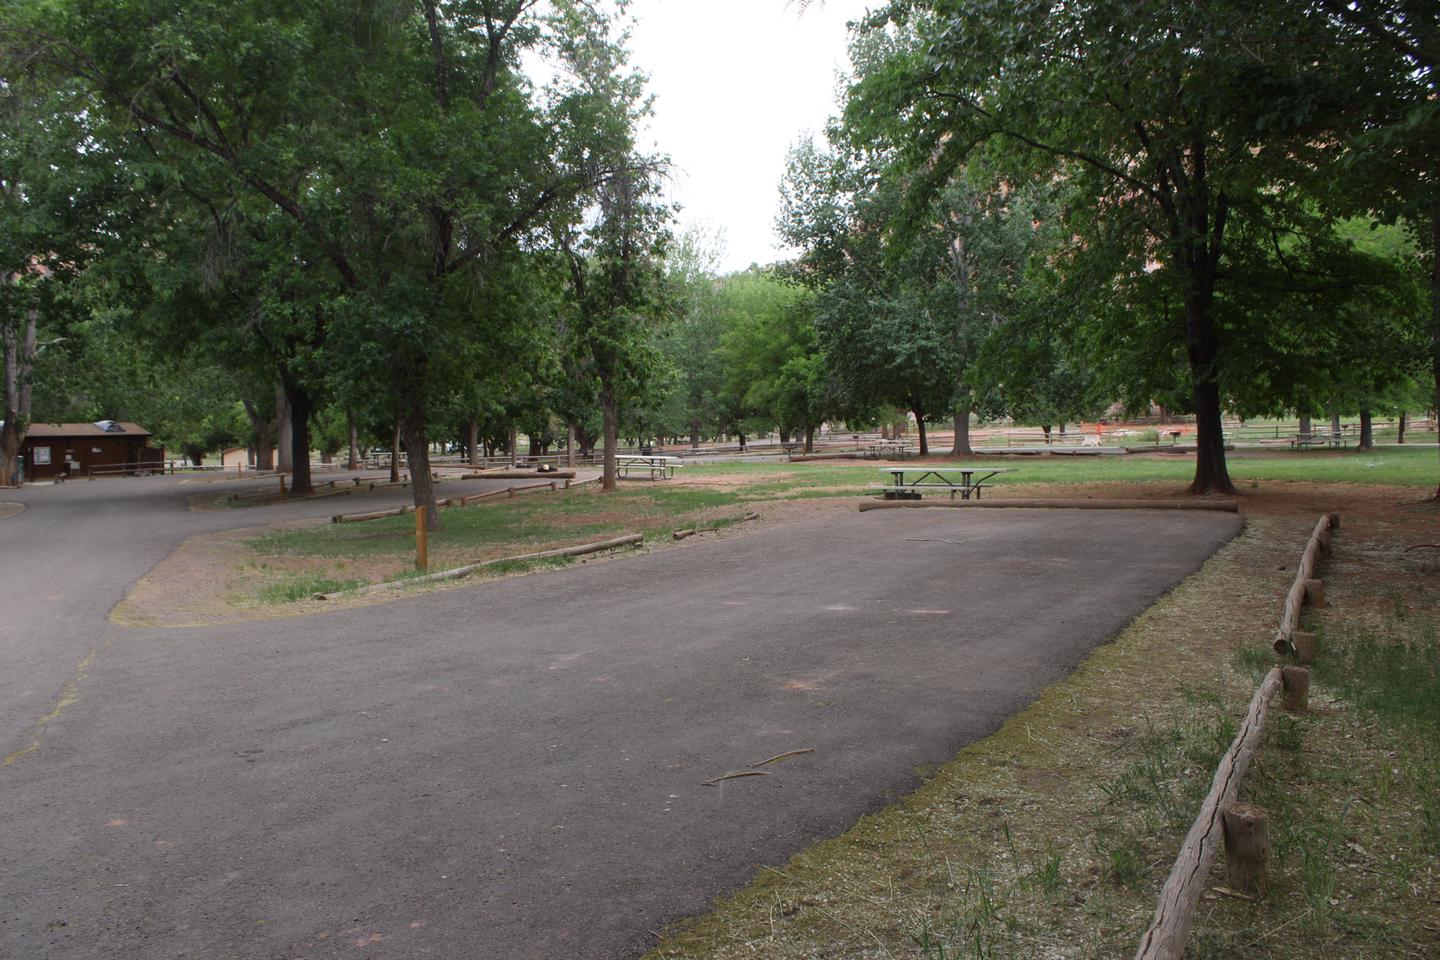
871, 465, 1013, 500
1289, 433, 1349, 450
865, 439, 914, 459
615, 454, 682, 480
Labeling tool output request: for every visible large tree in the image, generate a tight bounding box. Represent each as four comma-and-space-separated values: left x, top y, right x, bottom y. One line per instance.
850, 0, 1359, 492
13, 0, 638, 520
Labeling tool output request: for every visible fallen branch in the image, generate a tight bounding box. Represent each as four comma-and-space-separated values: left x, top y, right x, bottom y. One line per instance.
702, 770, 771, 786
751, 748, 815, 767
316, 533, 645, 599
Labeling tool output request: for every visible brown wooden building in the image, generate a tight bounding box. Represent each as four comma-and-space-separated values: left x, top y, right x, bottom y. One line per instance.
21, 422, 163, 480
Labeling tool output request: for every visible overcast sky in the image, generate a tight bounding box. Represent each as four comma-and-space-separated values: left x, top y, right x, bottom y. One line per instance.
623, 0, 874, 273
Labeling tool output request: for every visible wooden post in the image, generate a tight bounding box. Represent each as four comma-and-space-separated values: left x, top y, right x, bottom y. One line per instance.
1220, 802, 1270, 895
415, 505, 428, 571
1281, 666, 1309, 711
1303, 578, 1326, 608
278, 473, 287, 497
1290, 630, 1318, 664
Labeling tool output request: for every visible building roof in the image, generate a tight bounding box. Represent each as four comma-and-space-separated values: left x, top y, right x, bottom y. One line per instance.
24, 421, 152, 438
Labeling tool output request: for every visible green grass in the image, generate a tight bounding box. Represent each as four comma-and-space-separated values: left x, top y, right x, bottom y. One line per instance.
246, 448, 1435, 565
689, 446, 1438, 489
247, 485, 749, 560
257, 573, 364, 603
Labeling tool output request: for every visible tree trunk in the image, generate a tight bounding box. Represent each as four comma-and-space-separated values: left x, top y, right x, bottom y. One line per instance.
347, 411, 360, 471
0, 296, 36, 486
509, 425, 518, 468
243, 399, 275, 472
600, 375, 619, 492
467, 419, 480, 467
276, 380, 293, 473
803, 425, 815, 454
390, 416, 401, 483
690, 423, 700, 448
1183, 304, 1234, 493
952, 397, 973, 456
279, 370, 313, 496
567, 422, 578, 468
1357, 408, 1374, 451
1431, 208, 1440, 499
1042, 424, 1052, 444
400, 406, 440, 531
912, 406, 929, 456
1298, 413, 1312, 437
1397, 411, 1407, 444
320, 449, 332, 465
1179, 175, 1237, 495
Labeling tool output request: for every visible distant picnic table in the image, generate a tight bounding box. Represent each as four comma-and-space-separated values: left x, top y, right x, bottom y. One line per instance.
865, 438, 914, 459
1289, 433, 1350, 450
871, 465, 1013, 500
615, 455, 682, 480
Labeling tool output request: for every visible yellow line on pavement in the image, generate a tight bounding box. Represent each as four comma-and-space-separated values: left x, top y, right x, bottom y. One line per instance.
2, 640, 108, 768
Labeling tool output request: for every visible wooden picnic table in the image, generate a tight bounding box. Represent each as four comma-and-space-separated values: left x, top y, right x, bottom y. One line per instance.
615, 455, 682, 480
1289, 433, 1350, 450
873, 465, 1013, 500
864, 439, 914, 459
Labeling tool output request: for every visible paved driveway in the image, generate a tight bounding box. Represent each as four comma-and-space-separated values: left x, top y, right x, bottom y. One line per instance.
0, 477, 1242, 959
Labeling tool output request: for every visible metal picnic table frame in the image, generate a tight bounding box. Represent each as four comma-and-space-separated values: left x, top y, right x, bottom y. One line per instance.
877, 465, 1013, 500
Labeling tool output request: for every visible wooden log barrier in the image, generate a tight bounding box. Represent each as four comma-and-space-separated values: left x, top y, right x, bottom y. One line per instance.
1281, 666, 1310, 711
859, 498, 1240, 513
1134, 668, 1283, 960
317, 533, 644, 599
1303, 578, 1326, 608
1273, 514, 1338, 655
1290, 630, 1318, 664
1221, 802, 1271, 896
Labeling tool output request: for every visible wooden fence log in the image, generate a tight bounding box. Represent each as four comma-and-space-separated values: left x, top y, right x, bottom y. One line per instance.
1221, 803, 1271, 896
1281, 666, 1310, 712
1290, 630, 1318, 664
1134, 668, 1282, 960
858, 498, 1239, 513
317, 533, 644, 599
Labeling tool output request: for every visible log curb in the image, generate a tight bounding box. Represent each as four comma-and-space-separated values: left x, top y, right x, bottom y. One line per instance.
1136, 513, 1338, 960
316, 533, 645, 599
858, 497, 1240, 513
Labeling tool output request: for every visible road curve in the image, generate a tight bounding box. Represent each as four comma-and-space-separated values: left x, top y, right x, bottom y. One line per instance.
0, 477, 1242, 959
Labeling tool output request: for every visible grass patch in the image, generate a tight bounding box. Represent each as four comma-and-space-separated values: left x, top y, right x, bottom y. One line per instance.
688, 446, 1438, 489
247, 485, 746, 560
257, 573, 364, 603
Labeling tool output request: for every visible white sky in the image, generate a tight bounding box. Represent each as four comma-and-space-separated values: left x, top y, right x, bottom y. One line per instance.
623, 0, 874, 273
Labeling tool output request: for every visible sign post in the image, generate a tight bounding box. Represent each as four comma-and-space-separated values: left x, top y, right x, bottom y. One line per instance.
415, 505, 428, 571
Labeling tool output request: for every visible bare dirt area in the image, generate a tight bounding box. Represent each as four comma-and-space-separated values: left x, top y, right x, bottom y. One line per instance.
646, 482, 1440, 960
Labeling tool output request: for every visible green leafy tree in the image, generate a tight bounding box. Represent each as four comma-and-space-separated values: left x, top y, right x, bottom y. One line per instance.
848, 0, 1361, 491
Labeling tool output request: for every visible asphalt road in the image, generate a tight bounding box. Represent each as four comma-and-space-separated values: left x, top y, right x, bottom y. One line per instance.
0, 476, 1243, 959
